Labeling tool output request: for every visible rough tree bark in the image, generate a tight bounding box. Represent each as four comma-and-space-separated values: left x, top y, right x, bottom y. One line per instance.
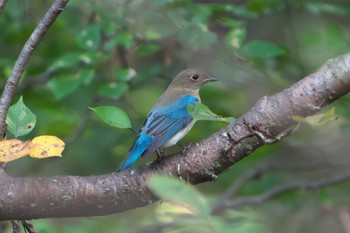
0, 53, 349, 220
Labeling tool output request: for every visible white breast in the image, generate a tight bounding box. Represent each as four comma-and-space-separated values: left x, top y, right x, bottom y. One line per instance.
163, 121, 195, 148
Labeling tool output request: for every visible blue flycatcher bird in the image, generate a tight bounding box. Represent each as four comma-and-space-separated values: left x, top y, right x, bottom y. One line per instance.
118, 69, 217, 170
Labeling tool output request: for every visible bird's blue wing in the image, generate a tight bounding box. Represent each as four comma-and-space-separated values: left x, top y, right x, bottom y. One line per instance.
118, 95, 198, 170
141, 95, 198, 157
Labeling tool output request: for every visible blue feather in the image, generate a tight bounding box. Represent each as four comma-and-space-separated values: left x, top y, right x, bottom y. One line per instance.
118, 131, 153, 170
118, 95, 198, 170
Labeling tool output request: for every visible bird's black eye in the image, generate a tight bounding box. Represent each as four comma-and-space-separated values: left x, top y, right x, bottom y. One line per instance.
191, 73, 199, 81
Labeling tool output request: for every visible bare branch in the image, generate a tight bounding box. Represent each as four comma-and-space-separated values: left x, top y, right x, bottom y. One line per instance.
216, 171, 350, 210
16, 70, 57, 93
11, 221, 21, 233
0, 0, 69, 137
21, 220, 37, 233
211, 161, 350, 214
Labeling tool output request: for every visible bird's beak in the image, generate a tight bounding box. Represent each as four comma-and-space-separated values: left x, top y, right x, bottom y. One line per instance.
204, 76, 218, 83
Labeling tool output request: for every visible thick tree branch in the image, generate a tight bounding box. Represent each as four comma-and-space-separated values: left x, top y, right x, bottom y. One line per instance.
0, 0, 69, 137
0, 53, 350, 220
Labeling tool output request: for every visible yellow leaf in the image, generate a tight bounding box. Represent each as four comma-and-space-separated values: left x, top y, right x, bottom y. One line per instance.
292, 107, 337, 128
29, 135, 65, 158
155, 202, 196, 223
0, 139, 33, 162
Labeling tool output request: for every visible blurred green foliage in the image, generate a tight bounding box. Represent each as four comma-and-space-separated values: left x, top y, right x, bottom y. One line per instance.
1, 0, 350, 232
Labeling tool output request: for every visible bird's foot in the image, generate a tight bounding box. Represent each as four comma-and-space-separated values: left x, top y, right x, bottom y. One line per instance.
156, 148, 165, 162
177, 142, 192, 155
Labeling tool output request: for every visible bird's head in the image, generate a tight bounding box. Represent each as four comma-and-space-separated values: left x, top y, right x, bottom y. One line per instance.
169, 69, 217, 90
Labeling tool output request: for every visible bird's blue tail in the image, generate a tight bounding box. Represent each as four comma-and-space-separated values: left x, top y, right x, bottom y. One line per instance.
118, 133, 153, 171
118, 150, 140, 170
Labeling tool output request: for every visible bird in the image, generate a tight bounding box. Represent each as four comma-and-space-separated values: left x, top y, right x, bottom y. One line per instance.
118, 68, 217, 170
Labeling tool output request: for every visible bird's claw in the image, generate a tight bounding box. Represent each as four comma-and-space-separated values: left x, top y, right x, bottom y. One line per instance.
177, 142, 192, 155
156, 148, 164, 162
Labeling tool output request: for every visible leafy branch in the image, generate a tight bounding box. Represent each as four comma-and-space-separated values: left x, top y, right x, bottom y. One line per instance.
0, 0, 69, 138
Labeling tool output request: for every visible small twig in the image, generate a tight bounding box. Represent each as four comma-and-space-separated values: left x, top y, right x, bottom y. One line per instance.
21, 220, 37, 233
64, 106, 93, 145
218, 163, 328, 199
16, 70, 57, 93
10, 220, 37, 233
0, 0, 69, 137
215, 171, 350, 211
117, 46, 129, 68
11, 220, 21, 233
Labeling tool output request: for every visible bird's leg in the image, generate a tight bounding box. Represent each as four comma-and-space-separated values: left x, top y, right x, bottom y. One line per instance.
177, 142, 192, 155
156, 147, 165, 162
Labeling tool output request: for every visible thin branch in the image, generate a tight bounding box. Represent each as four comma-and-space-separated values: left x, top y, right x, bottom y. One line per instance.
0, 0, 69, 137
21, 220, 37, 233
11, 221, 21, 233
211, 160, 350, 214
338, 208, 350, 233
217, 171, 350, 210
0, 0, 6, 15
0, 53, 349, 220
16, 70, 57, 93
64, 105, 93, 145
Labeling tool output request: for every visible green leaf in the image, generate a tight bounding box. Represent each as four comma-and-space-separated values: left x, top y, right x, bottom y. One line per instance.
147, 175, 210, 217
135, 44, 161, 56
89, 106, 131, 128
47, 76, 82, 100
100, 20, 117, 36
76, 24, 101, 51
144, 22, 175, 40
79, 51, 108, 65
103, 39, 118, 52
225, 27, 246, 49
305, 2, 350, 16
113, 68, 136, 82
136, 64, 162, 82
98, 82, 129, 100
47, 53, 81, 71
188, 102, 235, 123
115, 30, 133, 49
6, 96, 36, 137
103, 30, 134, 51
240, 40, 285, 58
178, 24, 217, 50
79, 69, 95, 85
